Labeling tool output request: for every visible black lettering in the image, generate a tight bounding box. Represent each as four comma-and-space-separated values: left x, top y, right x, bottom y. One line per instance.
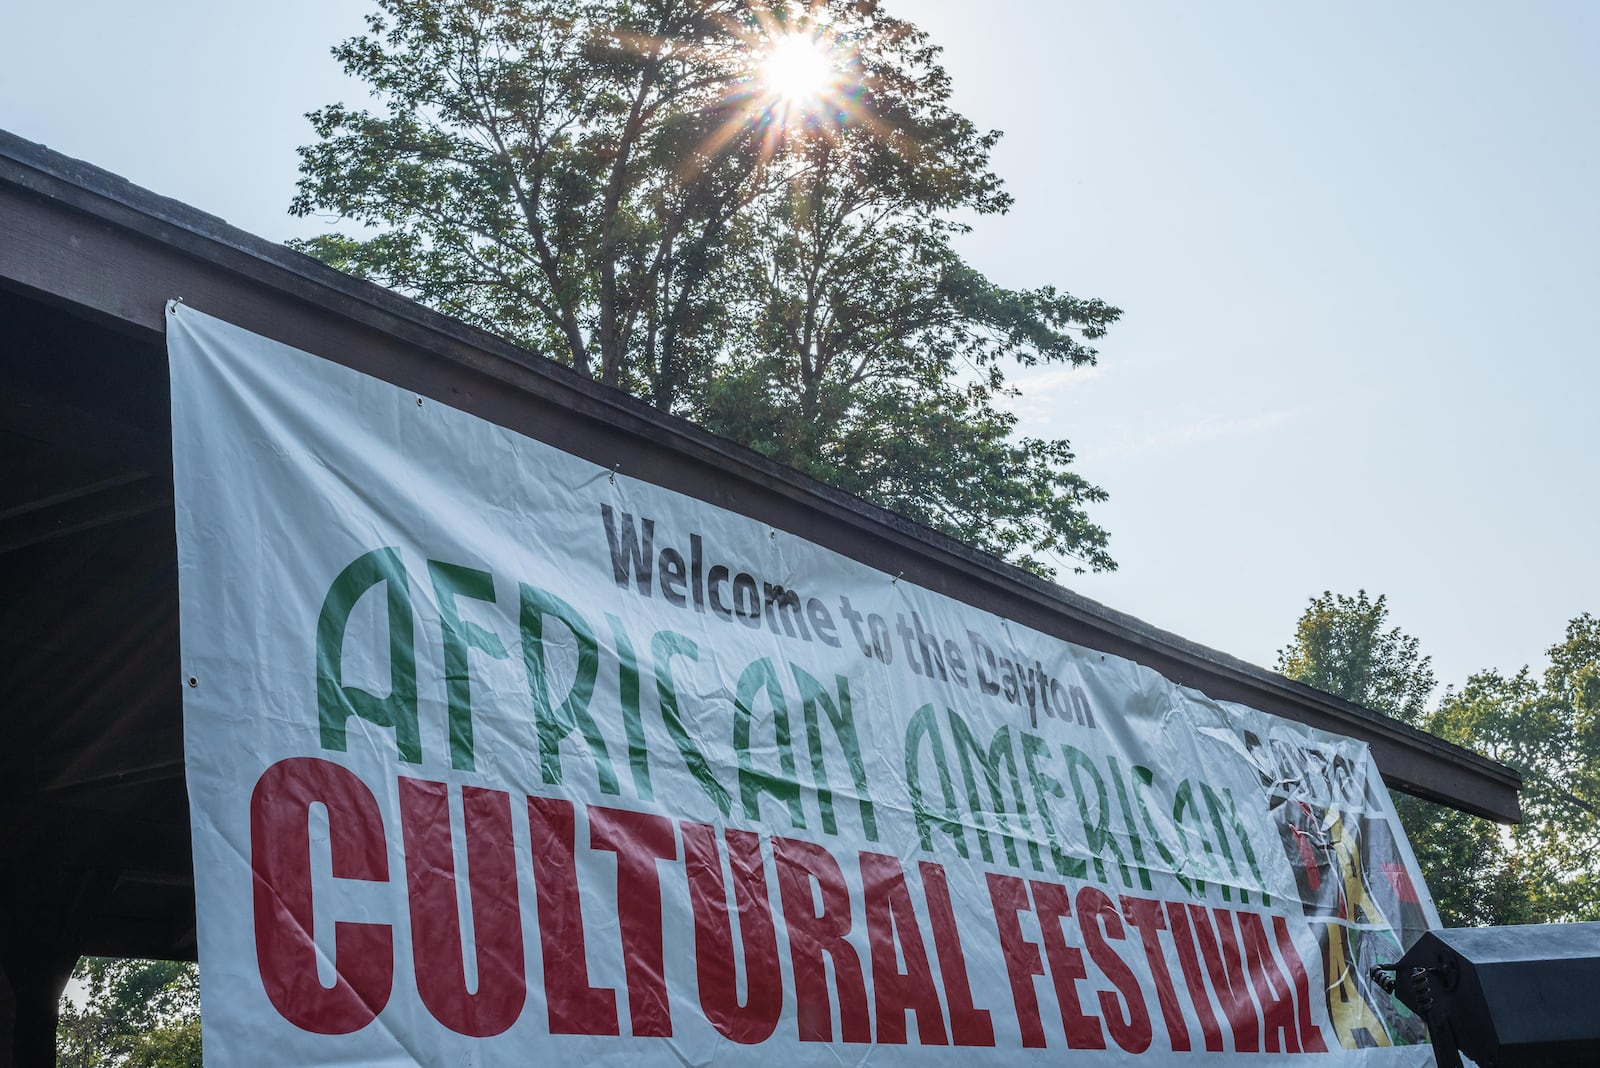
708, 566, 734, 621
968, 632, 1000, 696
868, 614, 893, 663
896, 614, 923, 675
690, 533, 705, 612
808, 598, 841, 648
839, 596, 870, 656
911, 613, 947, 681
658, 548, 688, 607
763, 583, 809, 641
733, 573, 762, 628
600, 505, 653, 595
1000, 659, 1019, 703
944, 640, 968, 687
1070, 686, 1095, 728
1034, 663, 1054, 719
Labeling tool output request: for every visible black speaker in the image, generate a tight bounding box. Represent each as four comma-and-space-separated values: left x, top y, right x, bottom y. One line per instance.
1376, 922, 1600, 1068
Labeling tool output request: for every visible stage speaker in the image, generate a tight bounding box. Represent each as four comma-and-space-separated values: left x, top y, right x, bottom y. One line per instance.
1375, 922, 1600, 1068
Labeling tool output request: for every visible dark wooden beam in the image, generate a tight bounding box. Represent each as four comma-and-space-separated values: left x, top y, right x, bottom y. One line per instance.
0, 475, 170, 556
41, 759, 186, 798
0, 389, 165, 473
0, 473, 147, 522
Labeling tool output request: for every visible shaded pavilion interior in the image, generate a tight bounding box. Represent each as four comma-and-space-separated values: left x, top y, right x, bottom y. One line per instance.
0, 129, 1522, 1065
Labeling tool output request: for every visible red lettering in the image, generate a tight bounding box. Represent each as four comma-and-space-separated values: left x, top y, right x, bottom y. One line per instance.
859, 853, 948, 1045
1239, 911, 1300, 1052
1030, 881, 1105, 1050
1076, 887, 1152, 1054
250, 757, 393, 1035
682, 824, 782, 1044
399, 780, 525, 1037
1272, 915, 1330, 1053
588, 806, 678, 1038
527, 795, 619, 1035
1120, 896, 1190, 1051
1164, 901, 1225, 1051
919, 862, 995, 1047
773, 837, 871, 1042
986, 873, 1047, 1048
1188, 904, 1260, 1052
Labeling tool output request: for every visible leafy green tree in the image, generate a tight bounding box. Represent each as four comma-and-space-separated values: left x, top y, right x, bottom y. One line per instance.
56, 958, 200, 1068
1277, 591, 1534, 927
291, 0, 1119, 574
1429, 615, 1600, 922
1277, 590, 1436, 726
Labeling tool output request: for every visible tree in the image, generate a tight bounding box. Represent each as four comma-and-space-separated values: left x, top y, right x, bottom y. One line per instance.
1428, 615, 1600, 922
1276, 590, 1435, 726
1277, 591, 1534, 928
291, 0, 1120, 574
56, 958, 201, 1068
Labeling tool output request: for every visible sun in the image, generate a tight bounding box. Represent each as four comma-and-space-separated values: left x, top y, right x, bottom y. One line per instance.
699, 23, 866, 157
761, 33, 836, 109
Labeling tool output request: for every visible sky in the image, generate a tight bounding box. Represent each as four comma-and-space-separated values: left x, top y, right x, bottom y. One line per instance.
2, 1, 1596, 695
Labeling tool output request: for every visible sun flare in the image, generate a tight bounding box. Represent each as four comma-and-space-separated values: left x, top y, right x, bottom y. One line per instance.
761, 33, 836, 107
697, 21, 869, 159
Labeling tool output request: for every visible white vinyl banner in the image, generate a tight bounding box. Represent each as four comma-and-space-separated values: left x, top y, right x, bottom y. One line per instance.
169, 303, 1438, 1066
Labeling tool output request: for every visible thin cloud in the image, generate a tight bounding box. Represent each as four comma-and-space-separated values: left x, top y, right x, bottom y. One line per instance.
1085, 407, 1306, 462
1025, 364, 1107, 391
1004, 364, 1107, 423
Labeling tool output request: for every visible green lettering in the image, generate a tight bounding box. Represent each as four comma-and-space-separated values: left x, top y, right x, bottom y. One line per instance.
519, 583, 616, 793
791, 665, 877, 841
651, 630, 731, 815
1201, 782, 1270, 906
1063, 744, 1132, 887
1172, 779, 1219, 899
904, 705, 969, 858
1106, 755, 1154, 891
428, 560, 507, 772
733, 657, 805, 830
1131, 765, 1190, 894
950, 713, 1029, 867
317, 547, 420, 763
1021, 732, 1079, 877
609, 614, 650, 799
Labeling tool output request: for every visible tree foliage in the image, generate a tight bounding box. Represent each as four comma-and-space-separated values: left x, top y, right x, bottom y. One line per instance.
291, 0, 1120, 573
1428, 615, 1600, 922
56, 958, 201, 1068
1277, 590, 1535, 928
1276, 590, 1435, 726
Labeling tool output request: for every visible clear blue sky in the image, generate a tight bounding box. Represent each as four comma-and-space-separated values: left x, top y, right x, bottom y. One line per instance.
4, 1, 1596, 695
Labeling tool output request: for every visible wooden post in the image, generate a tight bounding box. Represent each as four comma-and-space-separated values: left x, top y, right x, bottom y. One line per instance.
2, 959, 71, 1068
0, 903, 76, 1068
0, 959, 14, 1068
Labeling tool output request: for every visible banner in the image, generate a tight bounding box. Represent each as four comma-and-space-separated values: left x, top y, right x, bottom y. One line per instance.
169, 303, 1438, 1065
